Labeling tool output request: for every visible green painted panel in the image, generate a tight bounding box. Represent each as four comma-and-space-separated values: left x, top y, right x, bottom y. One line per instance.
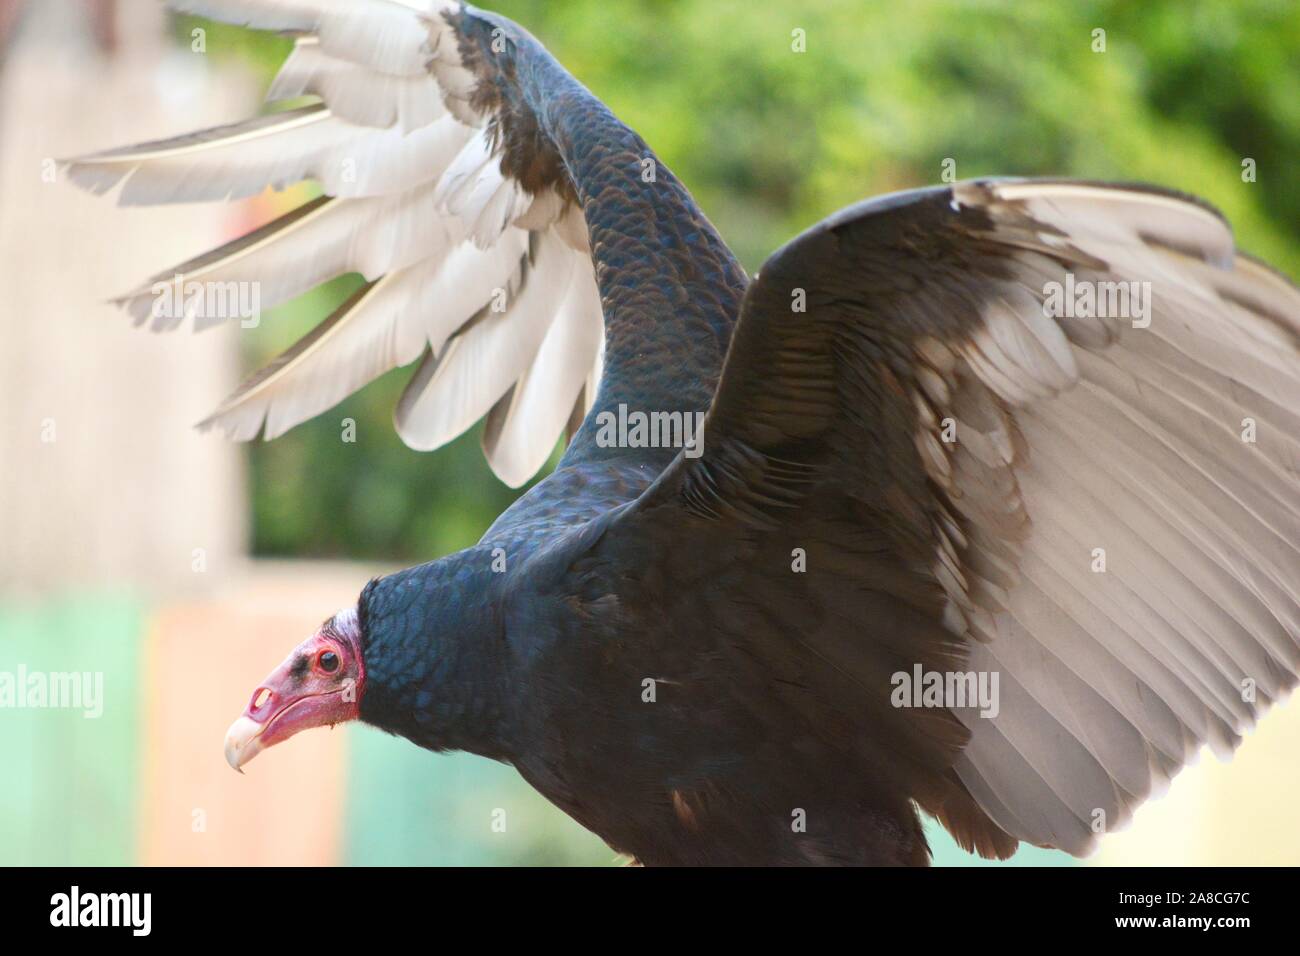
343, 725, 615, 866
926, 819, 1078, 867
343, 724, 1077, 866
0, 594, 143, 866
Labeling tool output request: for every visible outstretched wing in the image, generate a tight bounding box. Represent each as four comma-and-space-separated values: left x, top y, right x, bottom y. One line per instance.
63, 0, 605, 488
600, 179, 1300, 857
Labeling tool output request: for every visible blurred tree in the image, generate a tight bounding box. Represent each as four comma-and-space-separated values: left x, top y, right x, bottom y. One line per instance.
180, 0, 1300, 563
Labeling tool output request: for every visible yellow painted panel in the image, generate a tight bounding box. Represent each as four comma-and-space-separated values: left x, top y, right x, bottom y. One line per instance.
1093, 697, 1300, 865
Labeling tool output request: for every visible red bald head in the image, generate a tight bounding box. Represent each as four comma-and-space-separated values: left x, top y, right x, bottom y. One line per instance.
224, 607, 365, 772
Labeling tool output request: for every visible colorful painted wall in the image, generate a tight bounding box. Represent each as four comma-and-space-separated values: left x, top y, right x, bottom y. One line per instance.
3, 565, 1298, 866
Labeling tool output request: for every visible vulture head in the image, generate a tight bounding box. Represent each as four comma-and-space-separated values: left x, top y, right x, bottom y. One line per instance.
224, 559, 502, 773
224, 606, 366, 772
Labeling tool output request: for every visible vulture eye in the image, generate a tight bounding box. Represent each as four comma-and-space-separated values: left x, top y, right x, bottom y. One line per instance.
317, 650, 340, 674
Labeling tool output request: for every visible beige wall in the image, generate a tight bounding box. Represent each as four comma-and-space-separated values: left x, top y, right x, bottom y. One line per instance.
0, 0, 254, 595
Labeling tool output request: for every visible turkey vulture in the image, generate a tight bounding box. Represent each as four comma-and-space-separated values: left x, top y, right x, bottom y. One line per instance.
65, 0, 1299, 866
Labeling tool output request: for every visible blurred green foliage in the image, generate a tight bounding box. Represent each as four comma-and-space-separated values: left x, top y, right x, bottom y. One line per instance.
184, 0, 1300, 562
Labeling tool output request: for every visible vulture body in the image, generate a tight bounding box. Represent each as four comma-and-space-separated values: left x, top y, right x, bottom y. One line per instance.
65, 0, 1300, 865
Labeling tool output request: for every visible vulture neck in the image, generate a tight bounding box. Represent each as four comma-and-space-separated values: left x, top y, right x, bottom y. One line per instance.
519, 33, 751, 464
357, 553, 514, 760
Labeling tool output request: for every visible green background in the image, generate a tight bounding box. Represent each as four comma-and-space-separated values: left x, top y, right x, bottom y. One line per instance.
182, 0, 1300, 565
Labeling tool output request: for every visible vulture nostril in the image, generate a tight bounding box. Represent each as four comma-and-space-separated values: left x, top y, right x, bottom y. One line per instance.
251, 687, 273, 713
